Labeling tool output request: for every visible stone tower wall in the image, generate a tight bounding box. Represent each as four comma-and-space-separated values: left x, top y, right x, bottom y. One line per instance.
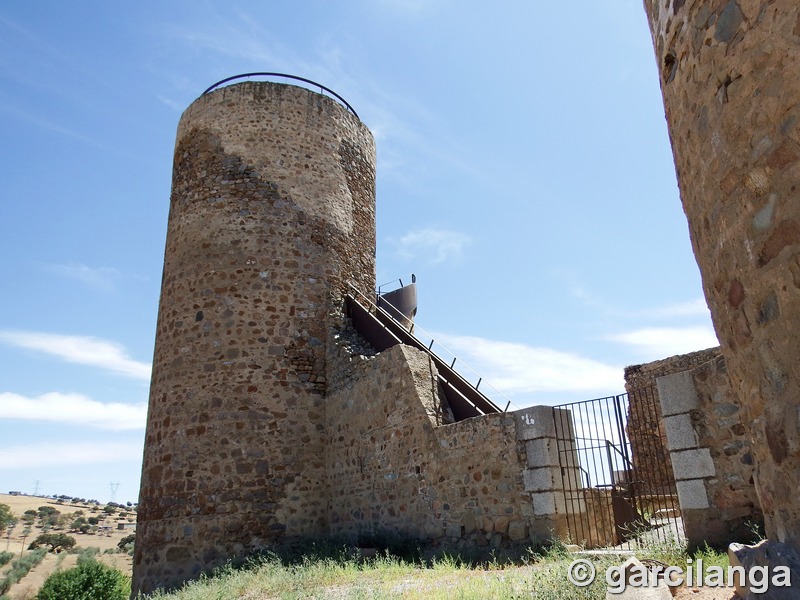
133, 82, 376, 594
642, 0, 800, 544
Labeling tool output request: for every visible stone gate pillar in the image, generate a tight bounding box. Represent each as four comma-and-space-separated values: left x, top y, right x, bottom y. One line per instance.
642, 1, 800, 543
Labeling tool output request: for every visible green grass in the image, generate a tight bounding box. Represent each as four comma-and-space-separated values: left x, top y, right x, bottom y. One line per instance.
141, 536, 732, 600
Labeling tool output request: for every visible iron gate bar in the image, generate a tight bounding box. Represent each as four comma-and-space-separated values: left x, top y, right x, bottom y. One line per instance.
615, 394, 634, 483
552, 391, 683, 550
624, 386, 682, 545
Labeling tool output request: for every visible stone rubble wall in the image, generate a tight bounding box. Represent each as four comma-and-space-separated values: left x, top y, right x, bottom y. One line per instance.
657, 354, 762, 549
325, 343, 562, 550
133, 82, 376, 595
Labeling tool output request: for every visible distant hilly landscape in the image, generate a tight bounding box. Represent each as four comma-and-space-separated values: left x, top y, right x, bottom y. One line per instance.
0, 493, 134, 599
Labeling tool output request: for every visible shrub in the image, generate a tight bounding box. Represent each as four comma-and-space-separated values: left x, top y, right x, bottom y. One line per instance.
76, 547, 100, 564
0, 548, 47, 595
0, 505, 15, 533
117, 534, 136, 552
37, 559, 130, 600
0, 551, 13, 567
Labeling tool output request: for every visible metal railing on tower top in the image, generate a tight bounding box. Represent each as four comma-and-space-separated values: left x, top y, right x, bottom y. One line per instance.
201, 73, 360, 119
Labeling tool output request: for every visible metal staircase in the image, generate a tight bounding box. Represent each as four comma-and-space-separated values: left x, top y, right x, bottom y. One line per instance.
345, 284, 507, 421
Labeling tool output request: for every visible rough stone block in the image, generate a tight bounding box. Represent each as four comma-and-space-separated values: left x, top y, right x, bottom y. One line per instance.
663, 414, 699, 451
552, 407, 576, 439
561, 467, 583, 492
605, 556, 673, 599
525, 438, 560, 467
676, 479, 710, 510
656, 371, 699, 416
514, 405, 557, 440
523, 467, 558, 492
728, 540, 800, 600
508, 520, 527, 541
445, 522, 462, 539
531, 491, 565, 516
671, 448, 715, 480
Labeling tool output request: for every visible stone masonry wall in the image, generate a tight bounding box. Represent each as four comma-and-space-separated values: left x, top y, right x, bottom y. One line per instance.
624, 347, 720, 493
643, 0, 800, 545
657, 355, 762, 549
134, 82, 376, 595
325, 343, 552, 551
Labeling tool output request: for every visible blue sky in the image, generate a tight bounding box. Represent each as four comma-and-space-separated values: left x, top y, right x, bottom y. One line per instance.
0, 1, 717, 504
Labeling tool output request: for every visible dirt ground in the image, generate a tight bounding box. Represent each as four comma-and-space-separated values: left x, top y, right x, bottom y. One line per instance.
0, 493, 135, 599
674, 586, 739, 599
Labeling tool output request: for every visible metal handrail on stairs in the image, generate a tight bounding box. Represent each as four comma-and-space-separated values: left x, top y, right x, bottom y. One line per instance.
346, 283, 519, 419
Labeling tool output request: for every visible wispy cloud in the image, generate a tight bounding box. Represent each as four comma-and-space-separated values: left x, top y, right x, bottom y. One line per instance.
0, 441, 143, 470
433, 333, 623, 398
606, 326, 719, 360
45, 263, 120, 292
0, 392, 146, 430
156, 7, 474, 189
571, 284, 711, 321
155, 94, 185, 112
160, 7, 286, 66
0, 99, 102, 147
0, 331, 151, 380
638, 298, 710, 319
392, 227, 471, 265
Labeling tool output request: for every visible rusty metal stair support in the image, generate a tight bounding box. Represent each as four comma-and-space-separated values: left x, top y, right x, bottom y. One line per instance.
344, 293, 501, 421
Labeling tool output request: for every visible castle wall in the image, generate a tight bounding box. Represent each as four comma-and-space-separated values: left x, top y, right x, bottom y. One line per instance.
325, 343, 547, 550
642, 0, 800, 544
133, 82, 375, 595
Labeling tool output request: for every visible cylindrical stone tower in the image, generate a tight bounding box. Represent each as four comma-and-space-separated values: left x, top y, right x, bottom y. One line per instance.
643, 2, 800, 544
133, 80, 376, 594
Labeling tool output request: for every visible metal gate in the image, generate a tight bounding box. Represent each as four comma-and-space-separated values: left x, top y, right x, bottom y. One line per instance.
553, 390, 683, 549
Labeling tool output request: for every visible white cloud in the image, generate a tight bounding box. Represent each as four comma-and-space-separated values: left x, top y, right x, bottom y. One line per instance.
432, 333, 623, 399
0, 441, 143, 470
155, 94, 185, 112
0, 331, 152, 380
607, 326, 719, 360
0, 99, 102, 147
635, 298, 711, 319
393, 227, 471, 265
0, 392, 146, 430
46, 263, 120, 292
570, 284, 710, 321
